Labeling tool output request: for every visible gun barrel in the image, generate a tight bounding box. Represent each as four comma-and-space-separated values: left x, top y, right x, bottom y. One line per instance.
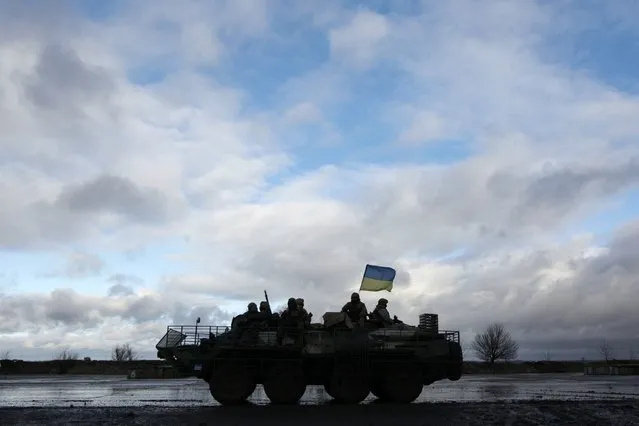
263, 290, 272, 314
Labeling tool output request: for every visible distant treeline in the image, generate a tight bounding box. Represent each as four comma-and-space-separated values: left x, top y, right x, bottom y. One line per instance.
463, 359, 637, 374
2, 359, 636, 376
0, 359, 168, 375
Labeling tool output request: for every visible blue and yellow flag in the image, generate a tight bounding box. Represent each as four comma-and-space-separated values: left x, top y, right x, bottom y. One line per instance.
359, 264, 396, 292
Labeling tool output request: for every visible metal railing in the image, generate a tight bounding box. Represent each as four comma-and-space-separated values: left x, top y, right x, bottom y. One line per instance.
441, 330, 460, 343
156, 325, 231, 349
156, 324, 461, 350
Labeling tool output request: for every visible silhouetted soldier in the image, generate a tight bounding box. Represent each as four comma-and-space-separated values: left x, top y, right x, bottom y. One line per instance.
296, 298, 312, 326
369, 298, 393, 327
259, 301, 271, 315
260, 300, 279, 327
341, 292, 368, 326
279, 298, 304, 345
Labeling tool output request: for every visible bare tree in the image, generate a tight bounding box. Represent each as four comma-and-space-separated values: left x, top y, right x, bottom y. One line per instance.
599, 340, 614, 363
629, 345, 635, 361
54, 347, 79, 374
543, 351, 553, 361
471, 323, 519, 366
112, 343, 137, 362
1, 350, 11, 360
55, 348, 79, 361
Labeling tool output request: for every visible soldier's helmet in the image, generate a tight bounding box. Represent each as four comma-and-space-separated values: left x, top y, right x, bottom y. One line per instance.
295, 298, 304, 306
287, 297, 297, 309
259, 301, 269, 312
351, 292, 360, 302
378, 298, 388, 306
247, 302, 258, 312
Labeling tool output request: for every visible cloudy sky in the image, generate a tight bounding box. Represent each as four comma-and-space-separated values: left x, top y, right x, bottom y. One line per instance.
1, 0, 638, 362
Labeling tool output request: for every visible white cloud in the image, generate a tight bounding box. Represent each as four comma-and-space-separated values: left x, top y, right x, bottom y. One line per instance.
284, 101, 323, 124
397, 110, 448, 145
329, 9, 389, 68
1, 0, 638, 361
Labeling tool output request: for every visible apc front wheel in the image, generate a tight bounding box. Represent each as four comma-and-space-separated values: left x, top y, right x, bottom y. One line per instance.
380, 365, 423, 403
208, 362, 255, 405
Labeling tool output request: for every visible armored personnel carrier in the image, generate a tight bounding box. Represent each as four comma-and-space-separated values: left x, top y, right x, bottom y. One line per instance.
156, 310, 463, 405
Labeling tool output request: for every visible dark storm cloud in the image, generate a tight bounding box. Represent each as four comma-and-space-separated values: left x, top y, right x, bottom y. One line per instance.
24, 44, 114, 110
509, 158, 639, 226
15, 42, 119, 160
107, 284, 135, 297
0, 174, 175, 250
56, 174, 170, 223
169, 302, 232, 326
0, 287, 232, 333
45, 289, 99, 326
120, 295, 167, 323
419, 220, 639, 360
107, 274, 143, 296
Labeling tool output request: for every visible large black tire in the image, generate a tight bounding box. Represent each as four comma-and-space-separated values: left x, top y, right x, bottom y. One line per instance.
208, 362, 255, 405
329, 371, 370, 404
263, 363, 307, 405
380, 364, 423, 403
370, 382, 391, 401
201, 362, 212, 383
447, 341, 463, 381
323, 382, 335, 399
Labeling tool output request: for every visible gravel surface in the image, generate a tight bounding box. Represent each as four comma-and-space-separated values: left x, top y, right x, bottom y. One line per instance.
2, 400, 638, 426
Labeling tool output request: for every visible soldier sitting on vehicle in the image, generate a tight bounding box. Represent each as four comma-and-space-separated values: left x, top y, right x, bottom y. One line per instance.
260, 301, 279, 327
341, 292, 368, 327
369, 298, 393, 327
231, 302, 264, 342
296, 298, 313, 326
279, 297, 305, 345
260, 301, 271, 315
245, 302, 259, 315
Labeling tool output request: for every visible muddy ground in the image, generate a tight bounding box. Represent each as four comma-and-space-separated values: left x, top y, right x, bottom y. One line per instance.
2, 400, 638, 426
2, 374, 638, 406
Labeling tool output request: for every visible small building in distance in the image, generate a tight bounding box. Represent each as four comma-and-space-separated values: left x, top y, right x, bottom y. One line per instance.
584, 363, 639, 375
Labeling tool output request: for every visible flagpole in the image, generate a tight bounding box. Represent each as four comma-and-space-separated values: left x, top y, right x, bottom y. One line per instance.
358, 265, 367, 292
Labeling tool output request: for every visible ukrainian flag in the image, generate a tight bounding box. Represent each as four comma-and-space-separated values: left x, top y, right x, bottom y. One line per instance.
359, 264, 396, 292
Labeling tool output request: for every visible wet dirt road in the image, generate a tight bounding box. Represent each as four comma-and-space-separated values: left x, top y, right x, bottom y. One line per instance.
1, 374, 638, 425
0, 373, 638, 407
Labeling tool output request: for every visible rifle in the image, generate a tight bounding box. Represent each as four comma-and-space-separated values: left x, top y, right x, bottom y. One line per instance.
264, 290, 272, 315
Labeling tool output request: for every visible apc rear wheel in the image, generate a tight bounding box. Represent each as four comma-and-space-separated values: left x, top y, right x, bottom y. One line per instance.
329, 372, 370, 404
370, 382, 391, 401
263, 363, 306, 405
323, 382, 335, 399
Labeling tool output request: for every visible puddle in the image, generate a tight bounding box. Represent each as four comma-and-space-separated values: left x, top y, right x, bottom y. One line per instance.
0, 373, 637, 407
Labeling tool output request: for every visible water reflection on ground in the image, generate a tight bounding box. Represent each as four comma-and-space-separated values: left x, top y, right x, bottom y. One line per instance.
0, 373, 637, 407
